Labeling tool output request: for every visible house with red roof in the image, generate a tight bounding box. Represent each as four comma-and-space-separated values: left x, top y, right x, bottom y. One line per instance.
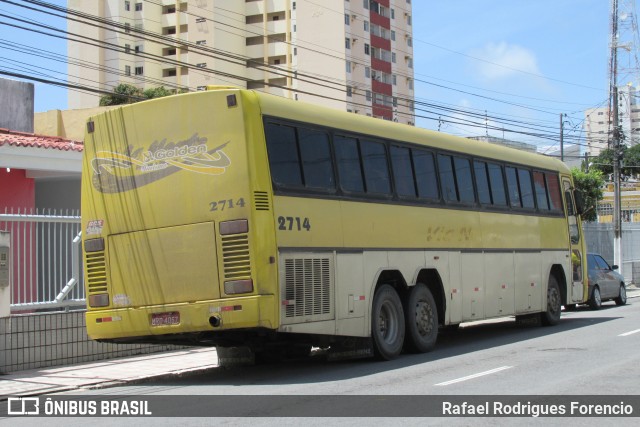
0, 128, 83, 213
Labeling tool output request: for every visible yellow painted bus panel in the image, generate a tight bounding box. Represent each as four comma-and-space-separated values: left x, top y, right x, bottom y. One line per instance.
108, 222, 219, 307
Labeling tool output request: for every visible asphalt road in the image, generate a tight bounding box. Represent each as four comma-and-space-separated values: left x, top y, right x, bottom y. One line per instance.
4, 300, 639, 426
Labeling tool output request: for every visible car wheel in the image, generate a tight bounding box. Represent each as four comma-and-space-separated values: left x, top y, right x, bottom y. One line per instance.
371, 285, 405, 360
589, 286, 602, 310
615, 284, 627, 306
403, 283, 438, 353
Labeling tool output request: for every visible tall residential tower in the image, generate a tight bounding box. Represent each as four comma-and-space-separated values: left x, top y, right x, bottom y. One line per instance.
67, 0, 415, 125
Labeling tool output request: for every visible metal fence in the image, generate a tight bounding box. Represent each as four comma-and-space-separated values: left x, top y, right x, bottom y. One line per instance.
0, 208, 84, 312
583, 222, 640, 284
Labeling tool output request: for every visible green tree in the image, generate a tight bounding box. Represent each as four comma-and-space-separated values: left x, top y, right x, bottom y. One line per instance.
571, 167, 604, 222
99, 84, 187, 106
143, 86, 174, 99
99, 83, 145, 106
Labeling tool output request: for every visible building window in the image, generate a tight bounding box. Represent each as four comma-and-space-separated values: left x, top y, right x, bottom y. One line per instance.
407, 36, 413, 47
364, 43, 370, 55
135, 45, 142, 53
347, 86, 353, 97
391, 8, 395, 19
135, 2, 142, 11
407, 14, 412, 25
163, 68, 177, 77
365, 66, 370, 78
391, 30, 395, 41
364, 20, 369, 32
392, 74, 396, 85
124, 43, 131, 53
125, 1, 130, 11
196, 17, 206, 23
346, 61, 351, 73
363, 0, 369, 9
124, 22, 130, 33
196, 40, 207, 45
135, 66, 143, 75
345, 13, 350, 25
196, 63, 207, 68
392, 52, 396, 63
366, 90, 371, 101
345, 38, 351, 49
125, 65, 131, 76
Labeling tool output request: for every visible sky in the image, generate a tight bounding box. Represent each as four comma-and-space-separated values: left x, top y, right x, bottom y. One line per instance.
0, 0, 629, 155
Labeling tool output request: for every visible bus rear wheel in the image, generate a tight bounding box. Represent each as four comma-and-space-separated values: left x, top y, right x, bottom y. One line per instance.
541, 275, 562, 326
371, 285, 405, 360
404, 283, 438, 353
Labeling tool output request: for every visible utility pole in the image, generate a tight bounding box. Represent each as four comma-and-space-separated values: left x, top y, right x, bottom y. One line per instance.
560, 113, 564, 162
609, 0, 623, 275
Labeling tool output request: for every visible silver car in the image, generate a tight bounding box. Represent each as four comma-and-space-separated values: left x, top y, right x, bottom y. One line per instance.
586, 253, 627, 310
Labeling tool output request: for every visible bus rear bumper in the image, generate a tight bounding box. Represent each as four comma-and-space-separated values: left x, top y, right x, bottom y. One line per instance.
85, 295, 277, 341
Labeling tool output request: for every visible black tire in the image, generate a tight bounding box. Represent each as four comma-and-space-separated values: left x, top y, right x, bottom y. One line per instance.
403, 283, 438, 353
615, 283, 627, 306
564, 304, 577, 311
371, 284, 405, 360
541, 275, 562, 326
589, 286, 602, 310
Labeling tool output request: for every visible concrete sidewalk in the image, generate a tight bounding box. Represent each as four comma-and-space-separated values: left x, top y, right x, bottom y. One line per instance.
2, 285, 638, 400
0, 347, 218, 399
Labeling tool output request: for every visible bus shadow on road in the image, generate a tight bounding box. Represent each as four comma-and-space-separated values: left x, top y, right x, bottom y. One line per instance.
144, 313, 621, 388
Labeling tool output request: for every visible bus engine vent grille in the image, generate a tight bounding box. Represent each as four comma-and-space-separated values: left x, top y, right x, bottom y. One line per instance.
253, 191, 270, 211
283, 256, 333, 322
85, 251, 108, 294
221, 234, 251, 279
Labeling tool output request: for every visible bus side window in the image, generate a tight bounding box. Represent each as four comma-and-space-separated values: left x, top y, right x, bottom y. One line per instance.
437, 154, 457, 202
487, 163, 507, 206
390, 145, 416, 197
361, 140, 391, 195
546, 173, 563, 212
454, 156, 476, 204
265, 122, 303, 187
517, 168, 535, 209
505, 166, 521, 208
298, 128, 335, 191
533, 171, 550, 210
413, 149, 439, 200
335, 135, 365, 193
474, 161, 491, 205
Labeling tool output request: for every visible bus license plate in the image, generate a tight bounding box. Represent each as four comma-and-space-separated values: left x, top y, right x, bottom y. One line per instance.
151, 311, 180, 327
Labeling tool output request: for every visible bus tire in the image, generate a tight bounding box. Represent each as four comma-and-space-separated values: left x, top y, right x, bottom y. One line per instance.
404, 283, 438, 353
541, 275, 562, 326
371, 284, 405, 360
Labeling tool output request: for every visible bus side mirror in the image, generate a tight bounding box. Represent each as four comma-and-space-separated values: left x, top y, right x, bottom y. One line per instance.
574, 191, 585, 216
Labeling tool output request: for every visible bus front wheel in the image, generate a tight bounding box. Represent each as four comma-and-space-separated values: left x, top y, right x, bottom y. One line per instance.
371, 284, 405, 360
404, 283, 438, 353
541, 275, 562, 326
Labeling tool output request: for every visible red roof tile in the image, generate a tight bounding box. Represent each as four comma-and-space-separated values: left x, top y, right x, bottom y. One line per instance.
0, 128, 83, 152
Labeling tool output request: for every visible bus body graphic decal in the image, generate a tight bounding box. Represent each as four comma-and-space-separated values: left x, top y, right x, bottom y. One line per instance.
91, 135, 231, 193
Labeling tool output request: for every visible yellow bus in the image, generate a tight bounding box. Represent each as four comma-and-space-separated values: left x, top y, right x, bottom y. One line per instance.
81, 86, 587, 360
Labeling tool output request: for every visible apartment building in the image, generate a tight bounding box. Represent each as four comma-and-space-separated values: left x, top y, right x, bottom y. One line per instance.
67, 0, 415, 125
584, 85, 640, 156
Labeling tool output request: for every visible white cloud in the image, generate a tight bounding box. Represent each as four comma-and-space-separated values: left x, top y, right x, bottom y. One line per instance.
470, 42, 541, 80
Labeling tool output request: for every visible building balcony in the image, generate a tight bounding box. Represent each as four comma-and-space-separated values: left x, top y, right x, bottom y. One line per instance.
245, 42, 288, 59
161, 12, 187, 28
245, 0, 288, 16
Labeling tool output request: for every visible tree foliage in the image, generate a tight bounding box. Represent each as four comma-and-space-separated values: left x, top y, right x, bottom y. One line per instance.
571, 167, 604, 222
99, 84, 186, 106
589, 144, 640, 178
